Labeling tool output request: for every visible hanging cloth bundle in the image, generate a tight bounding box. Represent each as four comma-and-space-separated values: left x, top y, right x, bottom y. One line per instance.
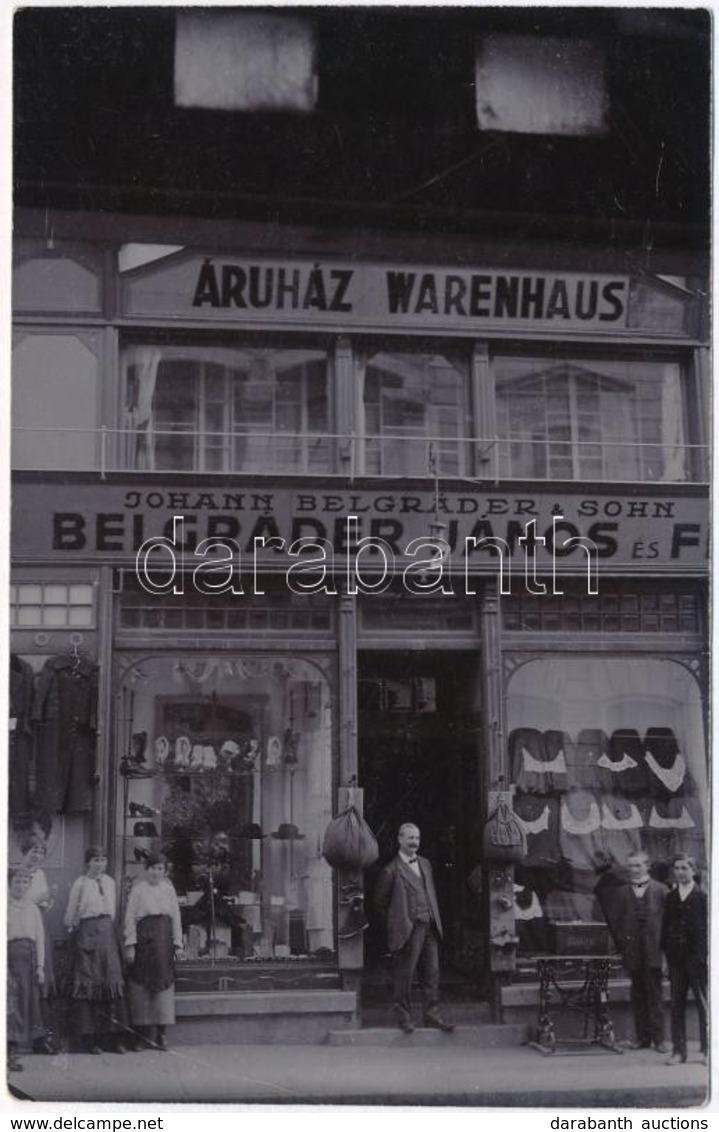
322, 792, 379, 871
483, 796, 527, 863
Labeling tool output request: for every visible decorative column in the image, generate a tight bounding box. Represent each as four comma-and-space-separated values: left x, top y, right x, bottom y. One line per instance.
336, 586, 363, 1001
480, 580, 516, 1018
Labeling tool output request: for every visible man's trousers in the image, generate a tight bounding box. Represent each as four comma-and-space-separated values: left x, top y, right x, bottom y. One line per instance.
391, 920, 440, 1023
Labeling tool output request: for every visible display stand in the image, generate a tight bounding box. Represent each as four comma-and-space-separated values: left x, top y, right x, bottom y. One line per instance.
529, 957, 624, 1056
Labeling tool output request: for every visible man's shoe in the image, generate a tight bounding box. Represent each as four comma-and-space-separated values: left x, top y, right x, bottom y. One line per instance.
653, 1042, 669, 1054
392, 1004, 415, 1034
425, 1014, 455, 1033
154, 1031, 168, 1051
112, 1040, 127, 1055
665, 1052, 686, 1066
625, 1040, 650, 1050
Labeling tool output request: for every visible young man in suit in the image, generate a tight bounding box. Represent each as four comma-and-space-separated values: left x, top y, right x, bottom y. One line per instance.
374, 823, 454, 1034
661, 854, 708, 1065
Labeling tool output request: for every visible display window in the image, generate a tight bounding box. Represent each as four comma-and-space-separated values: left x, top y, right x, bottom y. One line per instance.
121, 340, 330, 474
494, 352, 692, 482
358, 347, 470, 476
114, 654, 334, 962
506, 655, 706, 955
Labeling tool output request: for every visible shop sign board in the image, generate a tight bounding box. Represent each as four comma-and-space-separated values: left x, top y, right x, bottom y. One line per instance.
11, 482, 708, 580
122, 254, 695, 338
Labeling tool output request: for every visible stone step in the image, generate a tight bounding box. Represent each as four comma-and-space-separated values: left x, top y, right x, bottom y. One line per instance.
361, 1000, 492, 1026
326, 1023, 530, 1048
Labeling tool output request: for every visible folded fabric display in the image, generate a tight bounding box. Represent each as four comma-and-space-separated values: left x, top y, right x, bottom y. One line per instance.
266, 736, 282, 767
643, 727, 689, 799
190, 744, 205, 769
567, 729, 608, 791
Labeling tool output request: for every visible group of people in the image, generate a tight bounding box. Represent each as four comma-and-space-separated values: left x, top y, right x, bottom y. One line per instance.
597, 849, 708, 1065
375, 827, 707, 1066
8, 842, 182, 1072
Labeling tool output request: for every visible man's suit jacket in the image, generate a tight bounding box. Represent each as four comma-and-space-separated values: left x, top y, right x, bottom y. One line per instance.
661, 885, 708, 972
609, 878, 668, 971
374, 854, 443, 953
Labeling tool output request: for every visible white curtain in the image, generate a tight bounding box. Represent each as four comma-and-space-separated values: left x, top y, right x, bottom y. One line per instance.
660, 364, 686, 481
123, 345, 162, 470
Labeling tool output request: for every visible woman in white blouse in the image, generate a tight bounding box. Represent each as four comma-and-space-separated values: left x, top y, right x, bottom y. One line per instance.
64, 846, 127, 1054
123, 853, 183, 1051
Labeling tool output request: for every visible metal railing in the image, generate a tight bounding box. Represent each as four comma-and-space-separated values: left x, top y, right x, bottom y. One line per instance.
11, 425, 708, 485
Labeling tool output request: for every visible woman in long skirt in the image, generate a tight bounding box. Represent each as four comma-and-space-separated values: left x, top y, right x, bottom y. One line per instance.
124, 852, 183, 1051
64, 846, 127, 1054
20, 833, 58, 1052
7, 868, 46, 1072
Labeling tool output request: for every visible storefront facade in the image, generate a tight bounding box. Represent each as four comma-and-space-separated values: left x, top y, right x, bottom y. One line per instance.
11, 210, 709, 1034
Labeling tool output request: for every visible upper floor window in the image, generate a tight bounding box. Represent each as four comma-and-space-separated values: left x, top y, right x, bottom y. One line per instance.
123, 342, 330, 474
360, 349, 468, 476
494, 355, 688, 482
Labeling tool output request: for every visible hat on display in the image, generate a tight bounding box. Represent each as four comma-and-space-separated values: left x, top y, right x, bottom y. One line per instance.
272, 823, 305, 841
129, 801, 159, 818
174, 736, 192, 768
238, 823, 264, 840
134, 821, 158, 838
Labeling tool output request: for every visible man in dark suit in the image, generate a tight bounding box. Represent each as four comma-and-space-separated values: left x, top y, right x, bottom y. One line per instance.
600, 850, 668, 1052
661, 854, 708, 1066
374, 822, 454, 1034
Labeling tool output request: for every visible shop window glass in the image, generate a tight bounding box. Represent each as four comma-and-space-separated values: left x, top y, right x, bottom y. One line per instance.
494, 356, 688, 482
362, 350, 468, 476
12, 332, 100, 470
122, 343, 330, 474
506, 656, 707, 956
115, 655, 334, 962
10, 582, 95, 628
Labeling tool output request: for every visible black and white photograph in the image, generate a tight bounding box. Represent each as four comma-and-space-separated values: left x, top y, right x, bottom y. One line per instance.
7, 3, 711, 1111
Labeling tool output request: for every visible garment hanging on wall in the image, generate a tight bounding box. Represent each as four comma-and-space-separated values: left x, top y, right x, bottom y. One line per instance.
510, 728, 568, 794
643, 728, 689, 799
600, 730, 648, 796
513, 794, 561, 865
599, 795, 643, 861
9, 654, 35, 816
567, 729, 608, 791
558, 790, 604, 870
643, 797, 704, 866
32, 655, 98, 814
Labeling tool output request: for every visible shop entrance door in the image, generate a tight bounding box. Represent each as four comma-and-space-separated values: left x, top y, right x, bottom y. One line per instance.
358, 650, 485, 1004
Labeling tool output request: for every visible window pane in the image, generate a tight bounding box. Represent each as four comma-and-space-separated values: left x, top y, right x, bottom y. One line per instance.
363, 351, 467, 475
495, 355, 687, 482
123, 344, 329, 474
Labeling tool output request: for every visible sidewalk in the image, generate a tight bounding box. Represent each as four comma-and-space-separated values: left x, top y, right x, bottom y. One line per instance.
5, 1042, 710, 1108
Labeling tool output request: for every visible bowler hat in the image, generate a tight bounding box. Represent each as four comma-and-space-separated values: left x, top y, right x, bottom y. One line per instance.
238, 823, 264, 839
272, 823, 305, 840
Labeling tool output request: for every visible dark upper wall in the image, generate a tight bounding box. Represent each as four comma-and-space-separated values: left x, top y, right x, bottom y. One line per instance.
13, 7, 710, 250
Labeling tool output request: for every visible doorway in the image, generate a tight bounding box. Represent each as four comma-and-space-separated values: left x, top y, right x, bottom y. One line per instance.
358, 650, 485, 996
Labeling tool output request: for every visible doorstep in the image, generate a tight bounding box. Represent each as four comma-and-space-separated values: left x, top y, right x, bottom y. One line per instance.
173, 988, 358, 1044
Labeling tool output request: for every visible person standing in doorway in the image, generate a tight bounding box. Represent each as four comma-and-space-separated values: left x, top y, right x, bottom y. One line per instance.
661, 854, 708, 1066
374, 823, 454, 1034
